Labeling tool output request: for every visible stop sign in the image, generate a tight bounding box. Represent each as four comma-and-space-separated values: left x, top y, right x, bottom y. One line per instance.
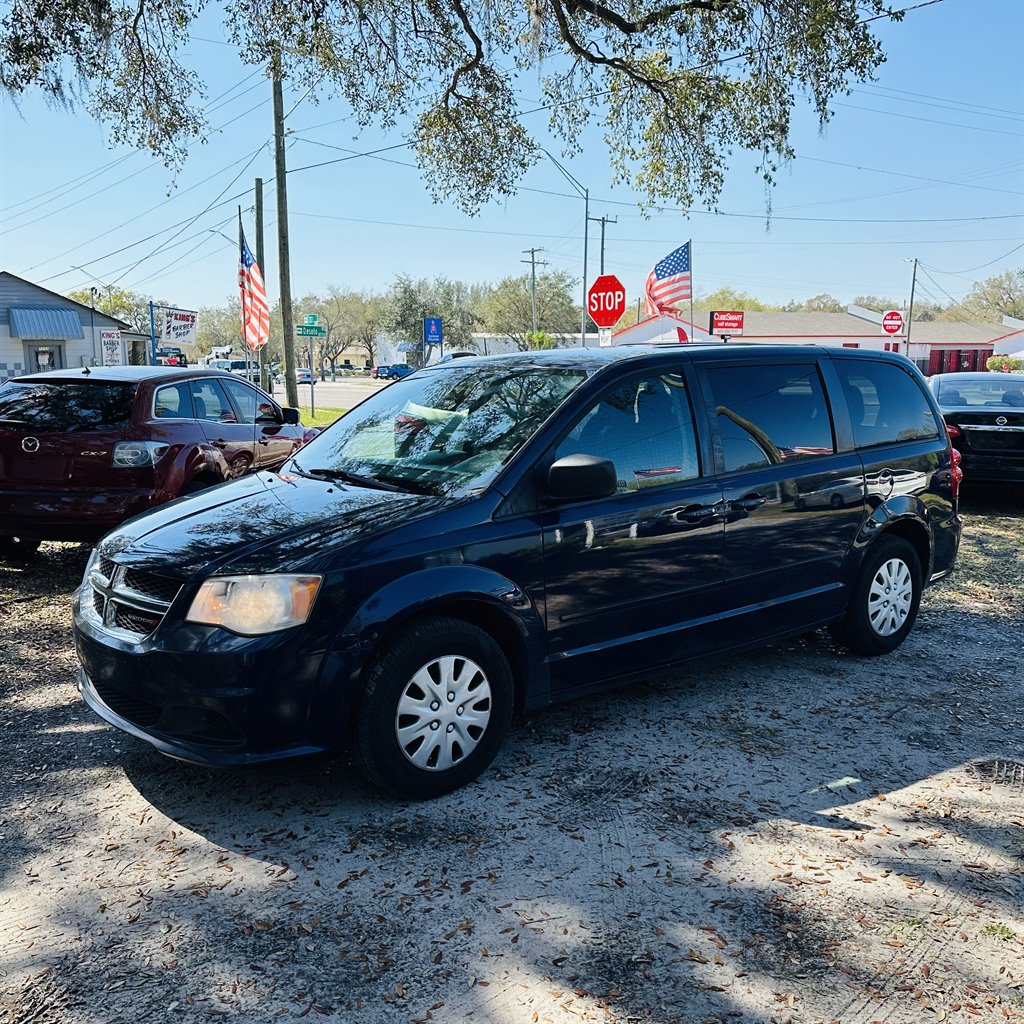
587, 275, 627, 328
881, 309, 904, 335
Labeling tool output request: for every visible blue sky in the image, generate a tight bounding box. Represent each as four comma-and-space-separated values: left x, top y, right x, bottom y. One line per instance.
1, 0, 1022, 322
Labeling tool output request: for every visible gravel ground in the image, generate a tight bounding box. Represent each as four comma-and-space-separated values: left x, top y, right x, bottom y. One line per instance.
1, 490, 1022, 1024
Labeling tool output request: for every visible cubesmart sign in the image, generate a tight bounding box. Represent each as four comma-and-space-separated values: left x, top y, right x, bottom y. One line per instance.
423, 317, 443, 347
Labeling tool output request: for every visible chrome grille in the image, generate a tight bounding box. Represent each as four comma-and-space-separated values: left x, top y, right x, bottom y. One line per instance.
87, 559, 182, 640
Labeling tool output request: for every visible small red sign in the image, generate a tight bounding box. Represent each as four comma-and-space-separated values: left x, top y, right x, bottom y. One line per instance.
587, 275, 627, 328
881, 310, 904, 335
710, 310, 744, 336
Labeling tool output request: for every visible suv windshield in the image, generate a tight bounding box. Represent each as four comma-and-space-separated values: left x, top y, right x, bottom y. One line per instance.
0, 380, 137, 432
291, 363, 588, 494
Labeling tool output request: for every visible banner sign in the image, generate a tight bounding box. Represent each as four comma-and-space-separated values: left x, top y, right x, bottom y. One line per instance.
100, 329, 123, 366
709, 310, 744, 336
162, 308, 199, 347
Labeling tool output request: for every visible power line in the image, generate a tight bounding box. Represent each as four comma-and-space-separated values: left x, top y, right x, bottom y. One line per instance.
921, 244, 1024, 277
832, 101, 1024, 138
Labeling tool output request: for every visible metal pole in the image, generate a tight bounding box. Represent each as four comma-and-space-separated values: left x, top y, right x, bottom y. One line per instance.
255, 177, 269, 392
581, 189, 589, 347
148, 301, 157, 365
273, 56, 298, 409
89, 288, 97, 366
308, 346, 315, 418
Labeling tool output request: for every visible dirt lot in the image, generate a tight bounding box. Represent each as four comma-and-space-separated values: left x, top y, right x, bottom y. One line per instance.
1, 492, 1022, 1024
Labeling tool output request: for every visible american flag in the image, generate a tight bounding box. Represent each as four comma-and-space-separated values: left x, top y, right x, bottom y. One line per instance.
645, 242, 692, 315
238, 221, 270, 351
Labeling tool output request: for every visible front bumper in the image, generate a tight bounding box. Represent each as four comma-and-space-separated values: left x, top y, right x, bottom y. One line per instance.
73, 586, 353, 765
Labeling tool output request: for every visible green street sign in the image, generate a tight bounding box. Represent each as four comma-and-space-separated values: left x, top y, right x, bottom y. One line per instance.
304, 314, 319, 326
296, 325, 327, 337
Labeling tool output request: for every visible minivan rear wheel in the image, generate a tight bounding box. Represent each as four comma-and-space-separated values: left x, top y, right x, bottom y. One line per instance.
353, 616, 513, 798
831, 536, 922, 656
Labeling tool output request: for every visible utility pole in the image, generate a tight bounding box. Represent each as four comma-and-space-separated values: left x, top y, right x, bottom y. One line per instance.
587, 214, 618, 275
254, 177, 269, 392
521, 248, 549, 334
272, 54, 298, 409
906, 257, 919, 350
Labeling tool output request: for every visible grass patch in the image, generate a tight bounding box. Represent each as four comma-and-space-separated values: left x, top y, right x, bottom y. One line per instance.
984, 923, 1016, 941
297, 406, 346, 428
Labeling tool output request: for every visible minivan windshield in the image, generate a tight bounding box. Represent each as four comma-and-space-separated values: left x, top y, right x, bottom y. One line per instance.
0, 380, 137, 432
290, 363, 588, 495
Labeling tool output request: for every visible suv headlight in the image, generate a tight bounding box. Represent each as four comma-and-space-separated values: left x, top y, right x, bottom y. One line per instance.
186, 575, 322, 635
112, 441, 170, 468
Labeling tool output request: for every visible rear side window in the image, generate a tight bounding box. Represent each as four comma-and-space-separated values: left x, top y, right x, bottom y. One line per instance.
703, 363, 835, 473
220, 378, 260, 424
153, 382, 193, 419
836, 361, 941, 447
0, 380, 136, 432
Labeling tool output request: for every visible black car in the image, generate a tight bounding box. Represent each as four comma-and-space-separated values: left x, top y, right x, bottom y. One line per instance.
73, 346, 961, 798
925, 371, 1024, 484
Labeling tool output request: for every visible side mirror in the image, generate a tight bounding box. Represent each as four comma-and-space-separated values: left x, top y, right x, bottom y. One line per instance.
546, 454, 618, 503
281, 407, 300, 425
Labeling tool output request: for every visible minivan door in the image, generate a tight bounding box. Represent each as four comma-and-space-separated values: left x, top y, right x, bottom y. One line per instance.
697, 359, 866, 642
541, 368, 725, 695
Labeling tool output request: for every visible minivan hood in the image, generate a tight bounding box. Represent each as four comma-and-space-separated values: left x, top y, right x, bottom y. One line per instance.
97, 470, 448, 576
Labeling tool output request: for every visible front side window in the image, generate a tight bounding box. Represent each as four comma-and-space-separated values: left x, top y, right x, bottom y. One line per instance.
290, 363, 589, 495
836, 361, 940, 447
554, 373, 700, 493
220, 378, 261, 424
0, 380, 137, 432
704, 363, 834, 473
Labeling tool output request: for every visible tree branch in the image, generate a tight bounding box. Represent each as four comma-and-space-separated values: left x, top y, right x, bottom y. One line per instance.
444, 0, 485, 106
566, 0, 732, 35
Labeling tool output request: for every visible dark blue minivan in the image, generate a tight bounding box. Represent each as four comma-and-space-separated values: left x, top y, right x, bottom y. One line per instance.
73, 346, 961, 797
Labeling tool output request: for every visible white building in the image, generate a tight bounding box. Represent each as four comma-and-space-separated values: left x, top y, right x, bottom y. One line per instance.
0, 271, 145, 382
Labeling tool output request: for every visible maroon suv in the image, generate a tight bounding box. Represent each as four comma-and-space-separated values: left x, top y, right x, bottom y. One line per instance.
0, 366, 314, 555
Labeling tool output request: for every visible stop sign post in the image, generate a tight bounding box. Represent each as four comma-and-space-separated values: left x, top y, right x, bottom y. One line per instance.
587, 274, 626, 348
881, 310, 904, 335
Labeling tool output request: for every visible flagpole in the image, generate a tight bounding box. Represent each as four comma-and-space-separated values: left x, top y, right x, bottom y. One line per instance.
238, 207, 249, 381
688, 239, 693, 337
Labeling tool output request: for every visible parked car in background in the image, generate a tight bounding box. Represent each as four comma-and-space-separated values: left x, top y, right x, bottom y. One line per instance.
370, 365, 389, 380
0, 366, 311, 556
383, 363, 415, 380
72, 346, 960, 798
296, 368, 318, 385
926, 371, 1024, 484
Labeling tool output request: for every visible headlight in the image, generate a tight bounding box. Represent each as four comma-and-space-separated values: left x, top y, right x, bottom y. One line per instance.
112, 441, 170, 468
186, 575, 322, 635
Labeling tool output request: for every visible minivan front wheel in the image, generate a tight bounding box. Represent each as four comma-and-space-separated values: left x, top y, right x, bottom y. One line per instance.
832, 537, 922, 656
354, 616, 514, 798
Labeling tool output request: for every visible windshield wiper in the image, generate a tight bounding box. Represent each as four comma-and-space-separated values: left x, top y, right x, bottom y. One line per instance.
299, 466, 406, 493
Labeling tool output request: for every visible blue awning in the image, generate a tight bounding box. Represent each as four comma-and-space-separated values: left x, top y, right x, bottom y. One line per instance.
8, 307, 85, 340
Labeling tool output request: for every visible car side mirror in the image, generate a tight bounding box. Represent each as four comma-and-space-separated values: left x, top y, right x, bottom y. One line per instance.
546, 454, 618, 503
281, 407, 300, 425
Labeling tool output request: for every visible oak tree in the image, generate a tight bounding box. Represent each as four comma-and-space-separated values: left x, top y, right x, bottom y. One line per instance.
4, 1, 900, 212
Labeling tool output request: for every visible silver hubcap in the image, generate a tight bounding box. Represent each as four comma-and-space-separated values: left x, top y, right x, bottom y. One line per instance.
867, 557, 913, 636
395, 656, 492, 772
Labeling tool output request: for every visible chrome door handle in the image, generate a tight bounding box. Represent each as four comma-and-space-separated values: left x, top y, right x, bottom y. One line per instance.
730, 493, 767, 511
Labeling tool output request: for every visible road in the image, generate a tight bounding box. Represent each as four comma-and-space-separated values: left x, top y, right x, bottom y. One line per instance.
267, 376, 388, 414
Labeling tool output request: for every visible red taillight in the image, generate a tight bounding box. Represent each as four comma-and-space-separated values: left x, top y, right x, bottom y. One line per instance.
950, 447, 963, 499
946, 422, 962, 441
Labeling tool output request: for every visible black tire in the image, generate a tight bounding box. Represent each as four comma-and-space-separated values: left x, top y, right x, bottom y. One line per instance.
181, 477, 215, 495
0, 536, 42, 560
353, 616, 514, 799
830, 536, 922, 656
